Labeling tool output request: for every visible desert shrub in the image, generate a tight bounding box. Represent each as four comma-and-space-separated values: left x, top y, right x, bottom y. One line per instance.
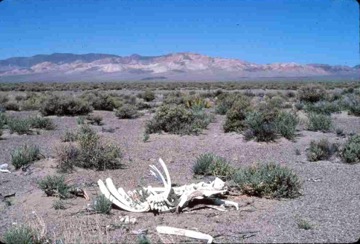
275, 111, 298, 140
145, 105, 211, 135
81, 92, 122, 111
294, 102, 304, 111
3, 225, 41, 244
143, 132, 150, 142
193, 153, 234, 180
53, 199, 66, 210
40, 95, 92, 116
56, 143, 80, 173
304, 101, 341, 115
38, 175, 71, 199
341, 135, 360, 164
244, 109, 279, 142
29, 116, 55, 130
307, 113, 332, 132
102, 126, 115, 133
76, 127, 123, 170
93, 195, 112, 214
86, 114, 103, 125
140, 90, 156, 102
163, 92, 185, 105
185, 96, 211, 110
5, 102, 20, 111
77, 116, 85, 125
232, 163, 301, 198
216, 93, 248, 115
61, 130, 78, 142
298, 84, 327, 103
307, 139, 338, 161
267, 95, 285, 109
297, 218, 313, 230
115, 104, 139, 119
223, 97, 251, 132
11, 145, 41, 170
0, 112, 6, 128
7, 117, 32, 134
341, 94, 360, 116
21, 93, 47, 111
0, 94, 9, 104
136, 101, 152, 110
336, 128, 345, 137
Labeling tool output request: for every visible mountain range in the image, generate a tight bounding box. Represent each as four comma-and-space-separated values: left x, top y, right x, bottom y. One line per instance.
0, 52, 358, 82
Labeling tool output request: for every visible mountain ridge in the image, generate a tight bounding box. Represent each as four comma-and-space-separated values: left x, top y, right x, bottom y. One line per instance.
0, 52, 358, 82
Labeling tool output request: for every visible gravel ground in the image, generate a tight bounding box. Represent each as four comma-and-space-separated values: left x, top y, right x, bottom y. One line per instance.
0, 109, 359, 243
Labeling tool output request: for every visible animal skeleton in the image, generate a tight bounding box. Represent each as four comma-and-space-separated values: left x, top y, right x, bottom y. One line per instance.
98, 158, 238, 213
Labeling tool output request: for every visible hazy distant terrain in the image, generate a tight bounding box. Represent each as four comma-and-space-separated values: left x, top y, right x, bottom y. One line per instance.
0, 52, 358, 82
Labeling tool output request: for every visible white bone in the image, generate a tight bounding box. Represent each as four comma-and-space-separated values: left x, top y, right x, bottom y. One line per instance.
149, 165, 168, 188
97, 159, 238, 213
157, 226, 213, 244
98, 179, 149, 212
213, 198, 239, 210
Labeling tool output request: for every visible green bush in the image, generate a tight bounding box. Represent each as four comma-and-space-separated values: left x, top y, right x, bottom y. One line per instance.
93, 195, 112, 214
86, 114, 103, 125
7, 117, 32, 134
56, 143, 80, 173
216, 93, 248, 115
298, 84, 327, 103
341, 94, 360, 116
341, 135, 360, 164
244, 110, 278, 142
163, 92, 185, 105
21, 93, 47, 111
3, 225, 41, 244
223, 97, 251, 132
40, 95, 92, 116
141, 90, 156, 102
193, 153, 234, 180
232, 163, 301, 198
307, 113, 332, 132
304, 101, 341, 115
115, 104, 139, 119
61, 130, 78, 142
38, 175, 71, 199
145, 105, 212, 135
29, 116, 55, 130
59, 126, 122, 172
307, 139, 338, 161
0, 112, 7, 128
81, 92, 122, 111
5, 102, 20, 111
275, 111, 298, 140
53, 199, 66, 210
11, 144, 41, 170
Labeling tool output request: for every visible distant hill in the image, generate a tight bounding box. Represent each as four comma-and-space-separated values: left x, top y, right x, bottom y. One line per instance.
0, 52, 358, 82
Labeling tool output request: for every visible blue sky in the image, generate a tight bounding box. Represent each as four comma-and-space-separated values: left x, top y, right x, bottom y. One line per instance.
0, 0, 358, 66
